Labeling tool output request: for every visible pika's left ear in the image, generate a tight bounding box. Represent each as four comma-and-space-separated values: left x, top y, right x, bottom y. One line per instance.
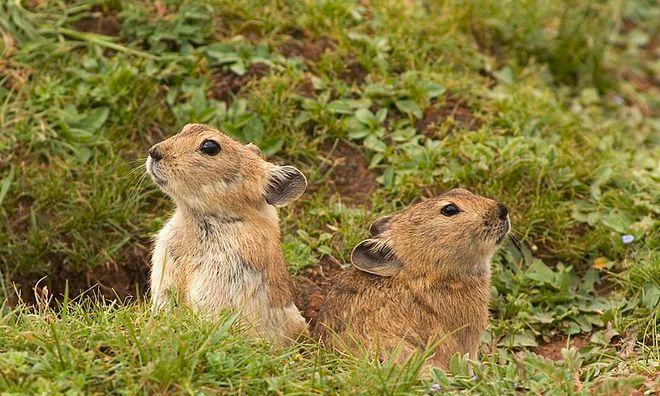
351, 238, 402, 277
265, 166, 307, 207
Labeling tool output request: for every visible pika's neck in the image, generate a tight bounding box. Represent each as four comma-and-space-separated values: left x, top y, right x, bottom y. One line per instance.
176, 202, 280, 231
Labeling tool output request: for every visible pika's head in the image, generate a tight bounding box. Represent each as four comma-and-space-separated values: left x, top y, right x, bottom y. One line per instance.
351, 188, 509, 278
146, 124, 306, 214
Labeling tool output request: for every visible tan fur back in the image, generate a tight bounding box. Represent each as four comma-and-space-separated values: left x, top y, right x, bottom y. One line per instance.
313, 188, 510, 368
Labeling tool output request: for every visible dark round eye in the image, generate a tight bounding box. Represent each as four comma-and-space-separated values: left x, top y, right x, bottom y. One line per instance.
200, 139, 220, 156
441, 204, 460, 217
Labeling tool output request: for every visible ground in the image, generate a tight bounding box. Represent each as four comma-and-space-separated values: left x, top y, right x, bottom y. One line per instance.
0, 0, 658, 394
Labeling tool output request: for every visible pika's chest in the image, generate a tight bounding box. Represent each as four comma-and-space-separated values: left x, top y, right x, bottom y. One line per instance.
166, 224, 268, 310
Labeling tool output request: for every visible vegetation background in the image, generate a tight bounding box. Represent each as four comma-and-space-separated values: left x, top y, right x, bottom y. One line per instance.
0, 0, 657, 394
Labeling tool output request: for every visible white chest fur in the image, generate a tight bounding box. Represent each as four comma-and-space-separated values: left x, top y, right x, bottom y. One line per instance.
150, 212, 269, 316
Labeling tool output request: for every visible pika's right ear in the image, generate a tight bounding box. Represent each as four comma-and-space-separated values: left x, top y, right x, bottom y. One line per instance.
369, 215, 394, 237
351, 239, 402, 277
265, 166, 307, 207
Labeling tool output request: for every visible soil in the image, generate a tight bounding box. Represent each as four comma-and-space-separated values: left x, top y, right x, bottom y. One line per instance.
9, 195, 35, 236
416, 94, 479, 137
294, 256, 344, 327
210, 63, 270, 102
339, 60, 368, 85
323, 141, 379, 207
7, 240, 150, 307
72, 12, 121, 37
296, 77, 317, 98
534, 334, 590, 361
280, 36, 335, 62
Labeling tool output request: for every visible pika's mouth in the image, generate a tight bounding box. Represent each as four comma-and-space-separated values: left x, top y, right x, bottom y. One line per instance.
147, 159, 167, 186
495, 217, 510, 244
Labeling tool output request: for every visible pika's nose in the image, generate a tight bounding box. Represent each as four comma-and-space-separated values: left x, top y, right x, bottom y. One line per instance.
149, 145, 163, 161
497, 203, 509, 220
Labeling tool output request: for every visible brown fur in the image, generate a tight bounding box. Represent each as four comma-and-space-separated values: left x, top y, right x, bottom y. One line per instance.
313, 188, 510, 369
147, 123, 308, 344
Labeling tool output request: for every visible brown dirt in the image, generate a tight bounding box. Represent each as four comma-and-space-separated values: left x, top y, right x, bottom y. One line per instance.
324, 141, 379, 207
534, 334, 590, 360
210, 63, 270, 102
6, 238, 150, 307
72, 12, 121, 37
294, 256, 344, 327
280, 36, 335, 62
296, 77, 317, 98
0, 61, 30, 90
416, 94, 480, 137
339, 60, 368, 85
8, 195, 35, 236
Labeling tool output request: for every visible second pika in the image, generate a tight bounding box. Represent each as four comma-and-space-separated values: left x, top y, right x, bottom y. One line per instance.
146, 123, 308, 344
313, 188, 510, 368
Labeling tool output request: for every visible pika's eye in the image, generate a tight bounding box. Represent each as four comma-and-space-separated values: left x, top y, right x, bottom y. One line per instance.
200, 139, 221, 156
441, 204, 460, 217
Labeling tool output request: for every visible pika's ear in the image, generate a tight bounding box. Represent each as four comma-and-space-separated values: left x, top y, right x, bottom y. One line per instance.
246, 143, 261, 157
369, 215, 394, 237
265, 166, 307, 207
351, 238, 402, 277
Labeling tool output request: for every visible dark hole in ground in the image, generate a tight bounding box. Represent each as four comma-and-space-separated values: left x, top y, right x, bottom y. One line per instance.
72, 11, 121, 37
295, 257, 344, 328
210, 63, 270, 102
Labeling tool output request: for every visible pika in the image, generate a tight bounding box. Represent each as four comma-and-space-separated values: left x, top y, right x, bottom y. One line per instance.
313, 188, 510, 369
146, 123, 308, 344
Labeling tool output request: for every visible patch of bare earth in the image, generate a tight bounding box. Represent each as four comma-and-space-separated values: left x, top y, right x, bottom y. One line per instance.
210, 63, 270, 102
6, 238, 150, 307
324, 141, 378, 207
416, 94, 480, 137
280, 36, 335, 63
72, 11, 121, 36
295, 257, 344, 327
534, 334, 590, 361
296, 76, 317, 98
339, 59, 368, 85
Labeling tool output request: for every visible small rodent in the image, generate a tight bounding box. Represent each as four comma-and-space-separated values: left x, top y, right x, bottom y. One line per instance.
312, 188, 510, 368
146, 123, 308, 344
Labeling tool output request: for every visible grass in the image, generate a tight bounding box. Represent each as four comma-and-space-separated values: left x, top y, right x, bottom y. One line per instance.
0, 0, 658, 393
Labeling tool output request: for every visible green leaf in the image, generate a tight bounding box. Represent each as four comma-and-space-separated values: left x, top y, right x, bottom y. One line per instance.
259, 137, 284, 156
241, 115, 265, 142
229, 61, 247, 76
364, 134, 387, 153
526, 259, 555, 285
425, 82, 445, 99
643, 283, 660, 310
511, 333, 538, 347
80, 107, 109, 132
327, 99, 371, 114
600, 211, 633, 233
354, 108, 375, 125
395, 99, 422, 118
590, 166, 612, 200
